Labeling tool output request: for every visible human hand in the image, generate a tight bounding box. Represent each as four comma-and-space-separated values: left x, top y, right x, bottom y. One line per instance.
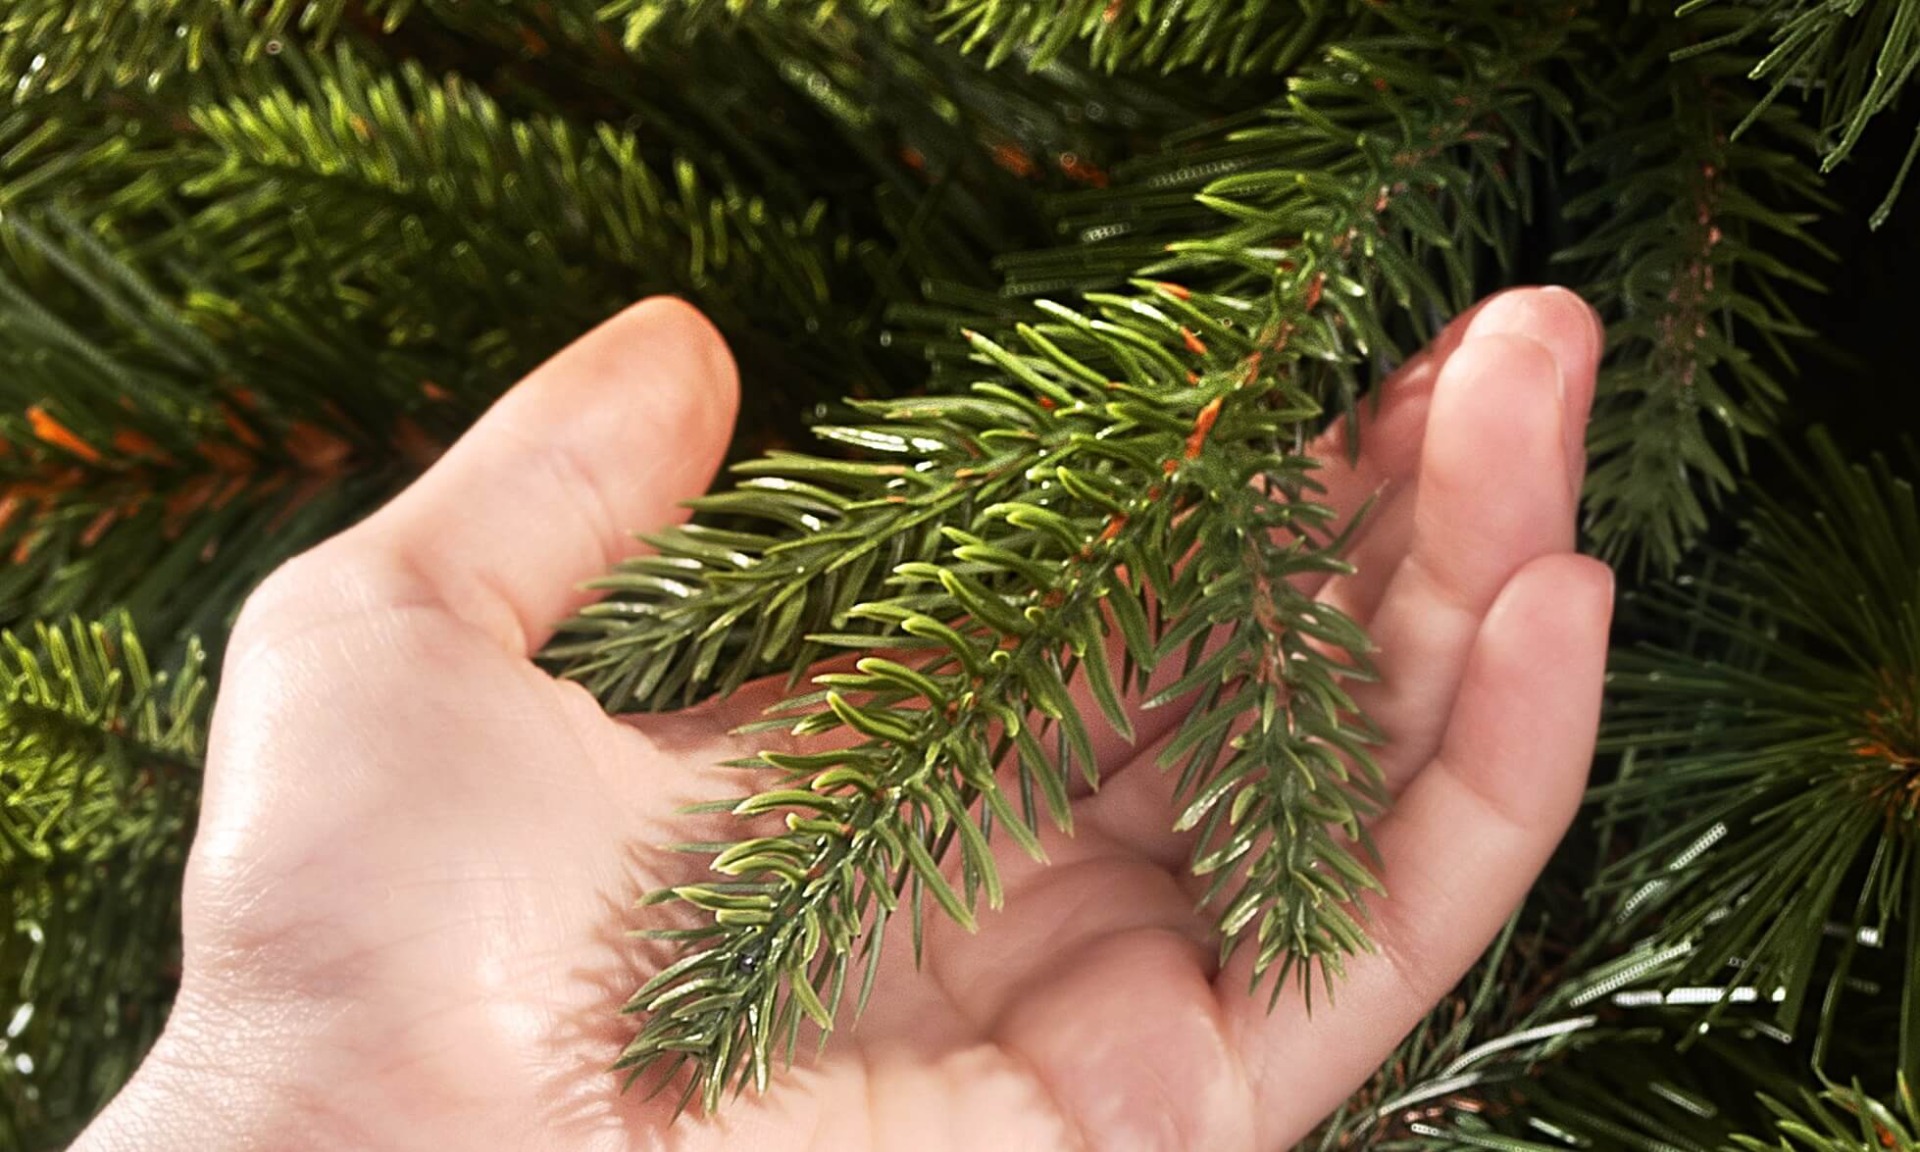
75, 288, 1611, 1152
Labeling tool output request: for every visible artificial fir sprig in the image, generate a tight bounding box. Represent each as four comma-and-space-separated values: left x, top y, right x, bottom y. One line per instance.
598, 4, 1580, 1108
615, 290, 1382, 1111
1562, 10, 1829, 574
183, 46, 862, 368
988, 6, 1560, 337
1595, 430, 1920, 1086
0, 0, 346, 95
0, 615, 208, 1149
0, 0, 562, 97
0, 210, 415, 649
925, 0, 1337, 75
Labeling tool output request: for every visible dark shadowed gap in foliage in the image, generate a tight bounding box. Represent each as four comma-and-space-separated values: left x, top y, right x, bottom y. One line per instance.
1768, 112, 1920, 472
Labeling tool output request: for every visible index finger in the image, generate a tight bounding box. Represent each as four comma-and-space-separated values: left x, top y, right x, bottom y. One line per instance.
1309, 286, 1603, 547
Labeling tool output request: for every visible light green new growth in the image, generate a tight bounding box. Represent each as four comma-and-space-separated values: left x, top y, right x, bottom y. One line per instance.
0, 616, 208, 1149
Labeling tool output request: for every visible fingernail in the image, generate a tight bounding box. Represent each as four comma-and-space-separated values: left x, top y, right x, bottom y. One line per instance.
1465, 288, 1595, 377
1465, 288, 1597, 498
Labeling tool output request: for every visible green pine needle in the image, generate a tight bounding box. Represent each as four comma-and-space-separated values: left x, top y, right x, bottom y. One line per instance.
604, 0, 1334, 75
1737, 1080, 1920, 1152
1595, 428, 1920, 1088
1563, 9, 1832, 576
1677, 0, 1920, 229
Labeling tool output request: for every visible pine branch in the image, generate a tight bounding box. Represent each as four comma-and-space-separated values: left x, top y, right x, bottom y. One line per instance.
1592, 429, 1920, 1089
922, 0, 1337, 75
0, 209, 415, 649
1406, 1018, 1902, 1152
608, 0, 1341, 76
1736, 1080, 1920, 1152
599, 0, 891, 49
3, 6, 1186, 451
0, 615, 209, 1150
987, 6, 1557, 316
1306, 919, 1617, 1152
0, 22, 1004, 645
596, 3, 1581, 1111
1562, 12, 1831, 575
180, 45, 876, 377
0, 0, 481, 98
1147, 375, 1387, 994
1677, 0, 1920, 228
1418, 1032, 1805, 1152
615, 285, 1382, 1112
1333, 938, 1846, 1152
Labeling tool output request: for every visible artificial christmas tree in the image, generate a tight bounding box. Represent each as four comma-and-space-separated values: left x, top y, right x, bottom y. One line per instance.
0, 0, 1916, 1148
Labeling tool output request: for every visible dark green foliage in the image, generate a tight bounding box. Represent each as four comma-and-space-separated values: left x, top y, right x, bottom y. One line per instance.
606, 0, 1334, 76
1562, 6, 1829, 575
1596, 430, 1920, 1087
1315, 920, 1900, 1152
556, 3, 1561, 708
1678, 0, 1920, 227
1305, 919, 1619, 1152
0, 0, 383, 95
0, 210, 405, 653
0, 616, 208, 1151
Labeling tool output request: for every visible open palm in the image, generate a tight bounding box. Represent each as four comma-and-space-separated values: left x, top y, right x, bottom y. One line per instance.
78, 291, 1611, 1152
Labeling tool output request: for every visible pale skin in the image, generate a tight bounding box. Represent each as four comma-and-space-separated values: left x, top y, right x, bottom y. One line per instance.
74, 286, 1612, 1152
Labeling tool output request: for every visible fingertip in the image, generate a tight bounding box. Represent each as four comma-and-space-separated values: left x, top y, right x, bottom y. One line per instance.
1482, 553, 1615, 674
1422, 330, 1571, 509
626, 295, 740, 400
1466, 286, 1603, 378
576, 296, 741, 452
1568, 552, 1617, 622
1474, 289, 1601, 478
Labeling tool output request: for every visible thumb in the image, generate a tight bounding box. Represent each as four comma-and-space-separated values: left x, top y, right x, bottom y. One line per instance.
257, 297, 740, 659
